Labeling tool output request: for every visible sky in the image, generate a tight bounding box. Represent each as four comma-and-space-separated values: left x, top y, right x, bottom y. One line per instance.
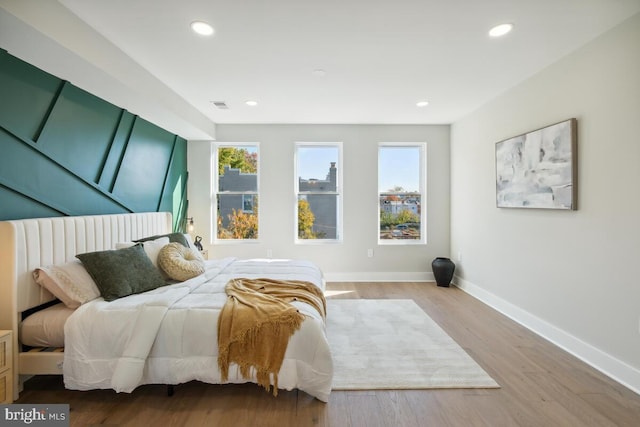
229, 144, 421, 192
378, 146, 421, 192
297, 146, 339, 181
297, 145, 420, 191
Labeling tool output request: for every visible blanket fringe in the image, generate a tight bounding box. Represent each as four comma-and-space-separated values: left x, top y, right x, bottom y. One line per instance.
217, 278, 325, 397
219, 313, 304, 395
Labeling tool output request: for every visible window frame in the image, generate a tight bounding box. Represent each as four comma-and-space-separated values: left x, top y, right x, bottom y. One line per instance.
212, 142, 260, 244
294, 142, 343, 244
377, 142, 427, 245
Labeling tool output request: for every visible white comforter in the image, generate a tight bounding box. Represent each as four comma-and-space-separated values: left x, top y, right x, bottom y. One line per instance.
63, 258, 333, 402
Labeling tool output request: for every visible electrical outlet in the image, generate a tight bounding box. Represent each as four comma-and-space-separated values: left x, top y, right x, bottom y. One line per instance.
267, 249, 273, 258
367, 249, 374, 258
457, 251, 462, 262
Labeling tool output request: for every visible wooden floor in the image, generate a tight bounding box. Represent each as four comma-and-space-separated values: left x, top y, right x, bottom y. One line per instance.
16, 282, 640, 426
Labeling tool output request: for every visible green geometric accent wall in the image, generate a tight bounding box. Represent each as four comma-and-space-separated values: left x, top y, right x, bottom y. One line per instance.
0, 49, 188, 231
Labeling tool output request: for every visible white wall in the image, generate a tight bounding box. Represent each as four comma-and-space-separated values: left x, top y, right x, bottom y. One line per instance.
451, 13, 640, 392
188, 124, 450, 281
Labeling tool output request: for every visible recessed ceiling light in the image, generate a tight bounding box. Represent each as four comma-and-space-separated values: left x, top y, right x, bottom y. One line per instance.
416, 101, 429, 107
312, 69, 327, 77
245, 100, 258, 107
489, 23, 513, 38
191, 21, 214, 36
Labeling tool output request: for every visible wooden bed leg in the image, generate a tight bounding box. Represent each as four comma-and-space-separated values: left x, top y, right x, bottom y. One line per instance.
167, 385, 174, 397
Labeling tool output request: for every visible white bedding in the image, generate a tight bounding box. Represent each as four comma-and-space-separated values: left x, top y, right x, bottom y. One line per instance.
63, 257, 333, 402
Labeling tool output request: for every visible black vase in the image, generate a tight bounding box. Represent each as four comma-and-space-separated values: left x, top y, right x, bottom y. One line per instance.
432, 257, 455, 287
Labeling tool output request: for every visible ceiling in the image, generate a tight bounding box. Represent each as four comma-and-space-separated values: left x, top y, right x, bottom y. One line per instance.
1, 1, 639, 139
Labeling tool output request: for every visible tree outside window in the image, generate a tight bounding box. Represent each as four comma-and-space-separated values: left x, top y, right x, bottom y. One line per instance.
214, 144, 259, 241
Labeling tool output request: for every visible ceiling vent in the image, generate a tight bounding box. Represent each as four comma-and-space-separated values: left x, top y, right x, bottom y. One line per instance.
211, 101, 229, 109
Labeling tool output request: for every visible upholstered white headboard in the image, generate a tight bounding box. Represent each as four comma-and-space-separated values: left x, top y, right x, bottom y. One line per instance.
0, 211, 172, 400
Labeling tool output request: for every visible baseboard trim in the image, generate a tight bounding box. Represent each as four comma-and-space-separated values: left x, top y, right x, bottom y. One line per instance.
454, 275, 640, 396
324, 271, 433, 282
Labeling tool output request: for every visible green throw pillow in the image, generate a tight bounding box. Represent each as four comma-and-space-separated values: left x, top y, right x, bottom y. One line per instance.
135, 232, 190, 247
76, 244, 167, 301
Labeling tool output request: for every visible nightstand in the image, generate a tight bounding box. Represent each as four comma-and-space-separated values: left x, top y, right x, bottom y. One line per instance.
0, 330, 12, 403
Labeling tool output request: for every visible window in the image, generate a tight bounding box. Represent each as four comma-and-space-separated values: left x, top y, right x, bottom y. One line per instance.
213, 143, 259, 241
378, 143, 426, 244
295, 143, 342, 242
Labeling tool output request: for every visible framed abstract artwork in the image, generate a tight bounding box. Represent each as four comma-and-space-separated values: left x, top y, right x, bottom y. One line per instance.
495, 118, 577, 210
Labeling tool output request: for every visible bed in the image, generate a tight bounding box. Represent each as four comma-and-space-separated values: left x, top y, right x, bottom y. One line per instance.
0, 212, 332, 402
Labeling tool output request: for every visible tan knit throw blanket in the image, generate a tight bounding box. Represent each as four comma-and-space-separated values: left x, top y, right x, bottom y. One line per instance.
218, 277, 326, 396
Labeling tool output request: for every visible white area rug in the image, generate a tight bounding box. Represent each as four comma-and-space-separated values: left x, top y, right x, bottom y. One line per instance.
327, 299, 499, 390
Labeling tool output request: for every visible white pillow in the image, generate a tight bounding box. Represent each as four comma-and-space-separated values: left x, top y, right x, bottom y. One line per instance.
183, 233, 205, 261
183, 233, 195, 248
20, 303, 74, 347
115, 236, 170, 268
33, 260, 101, 309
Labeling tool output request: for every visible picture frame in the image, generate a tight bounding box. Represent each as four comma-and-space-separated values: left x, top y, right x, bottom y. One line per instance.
495, 118, 577, 210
